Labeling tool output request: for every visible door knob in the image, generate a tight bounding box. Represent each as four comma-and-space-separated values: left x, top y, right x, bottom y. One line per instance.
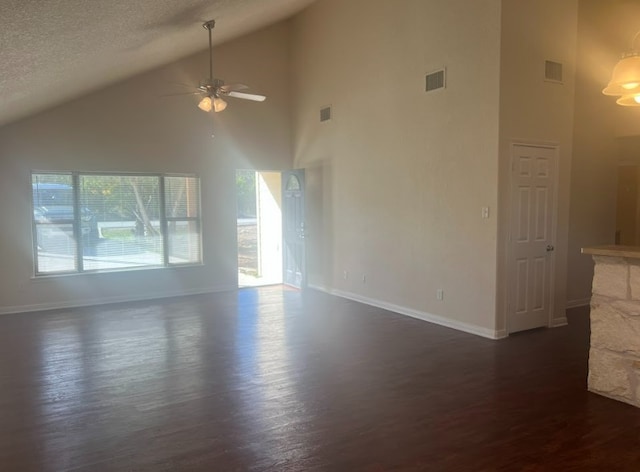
546, 244, 555, 252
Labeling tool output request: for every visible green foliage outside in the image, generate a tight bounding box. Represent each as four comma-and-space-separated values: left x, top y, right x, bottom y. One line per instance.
80, 175, 159, 221
33, 173, 191, 239
236, 170, 256, 218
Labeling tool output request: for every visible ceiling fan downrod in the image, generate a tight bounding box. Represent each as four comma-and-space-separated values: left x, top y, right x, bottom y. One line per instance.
203, 20, 216, 82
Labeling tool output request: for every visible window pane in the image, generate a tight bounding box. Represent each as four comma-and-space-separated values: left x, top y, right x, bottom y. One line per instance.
165, 176, 200, 218
285, 175, 301, 191
32, 174, 78, 273
167, 220, 201, 264
165, 176, 202, 265
79, 175, 163, 271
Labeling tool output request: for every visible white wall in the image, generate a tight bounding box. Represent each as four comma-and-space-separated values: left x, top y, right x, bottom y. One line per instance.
497, 0, 579, 329
291, 0, 503, 337
0, 22, 293, 313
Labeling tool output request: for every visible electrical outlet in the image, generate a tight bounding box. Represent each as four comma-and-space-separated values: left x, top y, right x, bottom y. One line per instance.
482, 206, 490, 219
436, 289, 444, 300
343, 270, 348, 280
362, 274, 366, 283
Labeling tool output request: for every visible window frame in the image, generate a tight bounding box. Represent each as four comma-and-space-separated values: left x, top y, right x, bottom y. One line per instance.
31, 171, 203, 276
163, 175, 203, 267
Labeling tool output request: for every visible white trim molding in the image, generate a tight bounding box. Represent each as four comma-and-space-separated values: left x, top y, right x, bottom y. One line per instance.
550, 317, 568, 328
309, 284, 507, 340
566, 297, 591, 309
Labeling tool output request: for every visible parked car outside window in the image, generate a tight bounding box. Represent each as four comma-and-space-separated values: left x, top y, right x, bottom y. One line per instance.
32, 183, 98, 248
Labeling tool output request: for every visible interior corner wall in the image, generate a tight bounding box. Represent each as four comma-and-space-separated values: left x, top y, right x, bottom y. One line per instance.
0, 21, 293, 314
567, 0, 640, 305
497, 0, 579, 330
291, 0, 502, 336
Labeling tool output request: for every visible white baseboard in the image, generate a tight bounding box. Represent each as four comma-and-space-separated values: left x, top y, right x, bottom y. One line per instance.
550, 317, 568, 328
0, 284, 238, 316
566, 297, 591, 309
308, 284, 506, 340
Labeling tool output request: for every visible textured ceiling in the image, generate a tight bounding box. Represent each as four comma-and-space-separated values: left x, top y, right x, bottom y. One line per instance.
0, 0, 316, 127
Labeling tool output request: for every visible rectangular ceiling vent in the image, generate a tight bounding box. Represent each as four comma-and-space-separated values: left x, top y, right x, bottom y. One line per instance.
320, 106, 332, 123
545, 60, 563, 83
426, 69, 446, 92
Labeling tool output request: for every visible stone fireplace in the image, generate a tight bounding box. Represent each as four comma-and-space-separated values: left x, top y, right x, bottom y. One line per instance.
583, 246, 640, 408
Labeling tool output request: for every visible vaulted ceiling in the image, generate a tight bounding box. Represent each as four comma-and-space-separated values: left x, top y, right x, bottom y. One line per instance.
0, 0, 316, 127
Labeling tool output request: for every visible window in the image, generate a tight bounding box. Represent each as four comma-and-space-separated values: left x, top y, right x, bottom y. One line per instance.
32, 172, 202, 275
164, 176, 201, 265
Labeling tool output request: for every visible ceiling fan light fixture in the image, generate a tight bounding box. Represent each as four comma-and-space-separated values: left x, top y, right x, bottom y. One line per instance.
615, 93, 640, 106
198, 96, 213, 112
603, 54, 640, 96
213, 97, 227, 112
604, 32, 640, 105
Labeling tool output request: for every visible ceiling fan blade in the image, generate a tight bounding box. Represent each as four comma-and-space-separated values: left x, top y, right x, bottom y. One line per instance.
219, 83, 249, 92
228, 91, 267, 102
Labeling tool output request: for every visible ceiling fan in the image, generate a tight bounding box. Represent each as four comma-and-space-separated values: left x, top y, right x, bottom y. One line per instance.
168, 20, 266, 113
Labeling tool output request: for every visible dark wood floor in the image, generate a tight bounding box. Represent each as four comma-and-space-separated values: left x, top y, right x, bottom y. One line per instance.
1, 287, 639, 471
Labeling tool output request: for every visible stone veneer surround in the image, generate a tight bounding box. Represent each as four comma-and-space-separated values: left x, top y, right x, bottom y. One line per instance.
583, 246, 640, 408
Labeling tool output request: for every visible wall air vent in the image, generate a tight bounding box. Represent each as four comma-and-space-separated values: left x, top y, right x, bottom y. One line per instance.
320, 106, 332, 123
426, 69, 446, 92
545, 60, 563, 83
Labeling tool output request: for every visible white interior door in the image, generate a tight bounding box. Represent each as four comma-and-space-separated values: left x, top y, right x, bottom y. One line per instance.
508, 144, 557, 333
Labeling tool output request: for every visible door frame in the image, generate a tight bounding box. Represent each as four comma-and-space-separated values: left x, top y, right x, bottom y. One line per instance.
505, 141, 560, 334
235, 169, 283, 288
282, 169, 306, 289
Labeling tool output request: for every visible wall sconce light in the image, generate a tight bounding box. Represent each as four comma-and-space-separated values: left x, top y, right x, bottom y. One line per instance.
603, 32, 640, 106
